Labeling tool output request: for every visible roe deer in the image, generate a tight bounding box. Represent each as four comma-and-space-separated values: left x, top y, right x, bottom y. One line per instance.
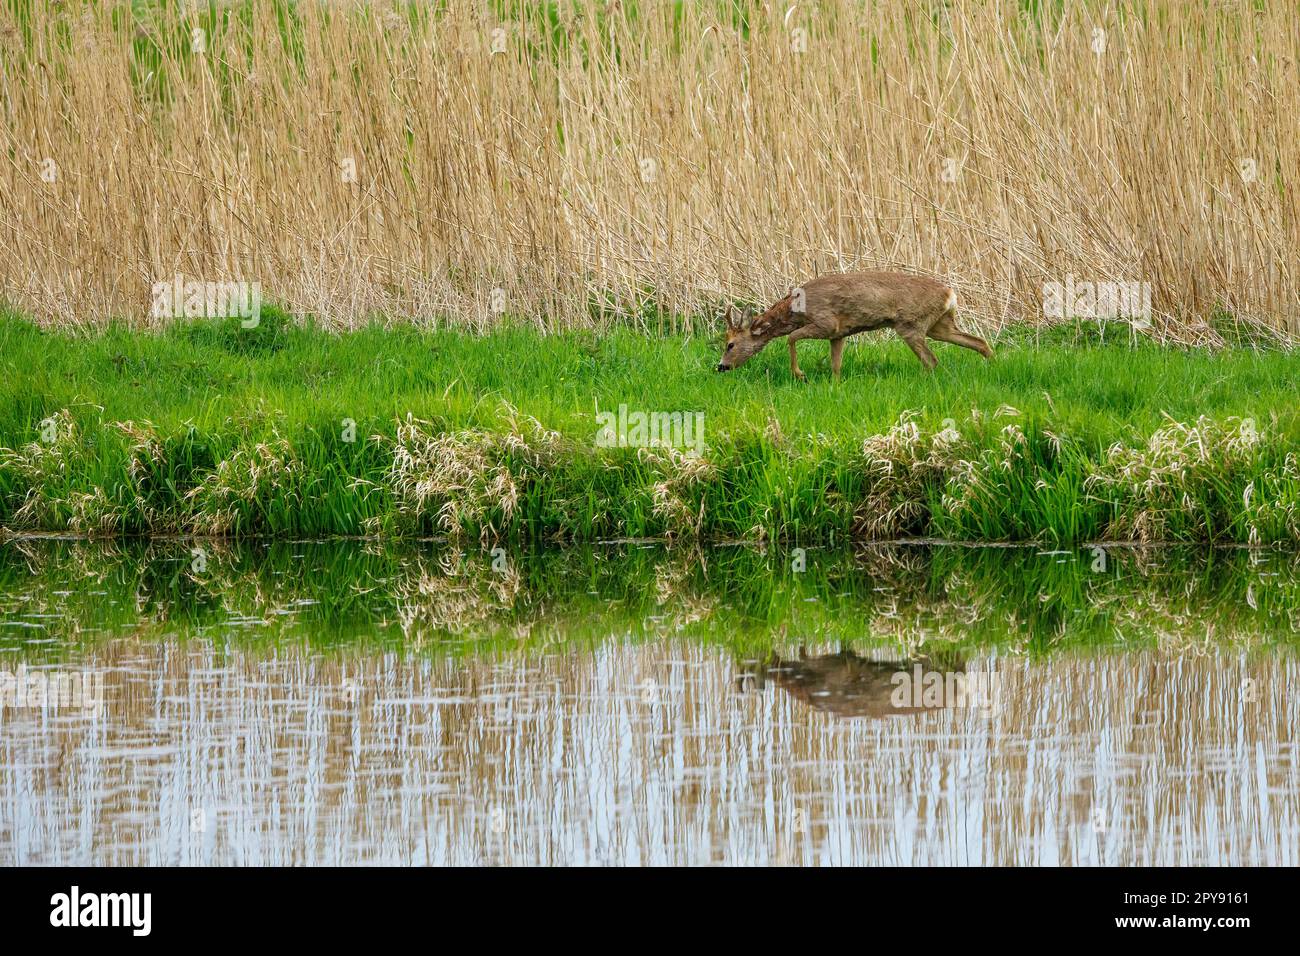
716, 271, 992, 379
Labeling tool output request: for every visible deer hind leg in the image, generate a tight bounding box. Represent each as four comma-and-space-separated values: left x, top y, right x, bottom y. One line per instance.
829, 337, 845, 379
898, 328, 938, 371
927, 313, 993, 359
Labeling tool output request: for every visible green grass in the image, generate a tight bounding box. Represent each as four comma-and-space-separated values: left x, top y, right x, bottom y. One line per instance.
2, 311, 1299, 543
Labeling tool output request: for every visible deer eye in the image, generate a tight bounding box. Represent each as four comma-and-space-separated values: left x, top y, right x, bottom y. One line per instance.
726, 343, 734, 351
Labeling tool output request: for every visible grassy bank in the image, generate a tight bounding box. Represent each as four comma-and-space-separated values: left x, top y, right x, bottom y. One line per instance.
2, 314, 1300, 544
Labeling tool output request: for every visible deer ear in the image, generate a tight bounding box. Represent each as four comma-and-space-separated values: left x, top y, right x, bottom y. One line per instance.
724, 305, 742, 330
748, 311, 767, 335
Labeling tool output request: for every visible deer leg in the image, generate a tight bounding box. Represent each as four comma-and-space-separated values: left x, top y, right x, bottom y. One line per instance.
829, 337, 845, 379
788, 337, 806, 382
928, 315, 993, 358
899, 329, 938, 371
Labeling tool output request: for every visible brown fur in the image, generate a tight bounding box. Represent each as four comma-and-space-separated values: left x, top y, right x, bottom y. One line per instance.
717, 271, 992, 379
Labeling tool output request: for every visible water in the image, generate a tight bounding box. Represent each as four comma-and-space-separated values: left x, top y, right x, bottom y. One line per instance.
1, 539, 1297, 865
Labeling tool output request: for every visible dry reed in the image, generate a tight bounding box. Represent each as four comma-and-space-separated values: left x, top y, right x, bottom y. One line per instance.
1, 1, 1296, 340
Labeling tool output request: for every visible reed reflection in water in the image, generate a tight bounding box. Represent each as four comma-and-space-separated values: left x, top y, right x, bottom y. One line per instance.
3, 637, 1296, 866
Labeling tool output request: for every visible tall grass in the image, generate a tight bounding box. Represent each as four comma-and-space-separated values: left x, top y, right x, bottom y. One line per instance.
0, 1, 1295, 338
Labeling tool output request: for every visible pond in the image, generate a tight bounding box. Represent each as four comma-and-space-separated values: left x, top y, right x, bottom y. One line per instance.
1, 538, 1297, 865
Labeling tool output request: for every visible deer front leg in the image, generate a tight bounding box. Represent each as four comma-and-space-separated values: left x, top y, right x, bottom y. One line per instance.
788, 337, 806, 382
829, 338, 845, 379
899, 328, 938, 371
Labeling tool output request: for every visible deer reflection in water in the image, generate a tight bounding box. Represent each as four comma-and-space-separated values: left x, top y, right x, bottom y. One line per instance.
739, 647, 971, 719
